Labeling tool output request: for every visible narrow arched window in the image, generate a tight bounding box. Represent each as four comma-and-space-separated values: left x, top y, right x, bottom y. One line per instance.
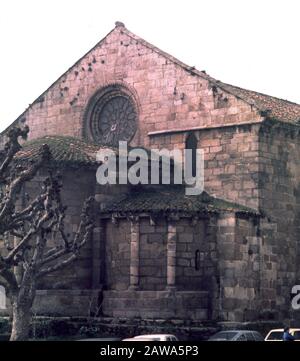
195, 250, 200, 271
185, 132, 198, 178
0, 285, 6, 309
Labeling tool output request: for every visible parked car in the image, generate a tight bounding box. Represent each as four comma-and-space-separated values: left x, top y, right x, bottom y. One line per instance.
122, 337, 154, 342
208, 330, 264, 341
123, 334, 178, 341
265, 328, 300, 341
78, 337, 121, 341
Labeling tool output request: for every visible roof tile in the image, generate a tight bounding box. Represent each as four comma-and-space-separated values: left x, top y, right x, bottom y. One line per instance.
15, 136, 101, 166
103, 188, 259, 216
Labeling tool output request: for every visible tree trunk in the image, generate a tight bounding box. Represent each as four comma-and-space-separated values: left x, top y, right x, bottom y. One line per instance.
10, 282, 36, 341
10, 300, 32, 341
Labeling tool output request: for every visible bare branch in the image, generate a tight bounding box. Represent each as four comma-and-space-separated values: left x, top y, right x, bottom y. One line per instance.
4, 211, 50, 264
37, 226, 93, 278
37, 254, 77, 279
11, 193, 48, 223
0, 144, 51, 232
37, 197, 94, 277
0, 125, 29, 180
10, 231, 25, 239
3, 173, 57, 264
0, 125, 96, 340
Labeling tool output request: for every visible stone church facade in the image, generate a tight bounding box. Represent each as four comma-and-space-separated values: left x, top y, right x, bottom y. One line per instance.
1, 22, 300, 322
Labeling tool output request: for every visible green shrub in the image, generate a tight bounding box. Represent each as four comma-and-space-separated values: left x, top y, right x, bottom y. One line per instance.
31, 319, 77, 339
79, 325, 100, 338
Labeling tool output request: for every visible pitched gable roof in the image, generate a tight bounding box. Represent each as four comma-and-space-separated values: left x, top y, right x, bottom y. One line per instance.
218, 82, 300, 123
2, 21, 300, 137
120, 25, 300, 124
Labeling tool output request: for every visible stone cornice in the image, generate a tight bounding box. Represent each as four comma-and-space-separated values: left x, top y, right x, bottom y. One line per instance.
148, 121, 263, 136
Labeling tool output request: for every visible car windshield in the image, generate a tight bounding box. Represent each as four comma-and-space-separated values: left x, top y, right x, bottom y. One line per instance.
292, 331, 300, 340
266, 331, 283, 340
210, 332, 238, 340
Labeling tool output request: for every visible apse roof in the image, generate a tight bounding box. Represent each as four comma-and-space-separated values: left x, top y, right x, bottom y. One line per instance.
15, 135, 101, 167
102, 188, 259, 216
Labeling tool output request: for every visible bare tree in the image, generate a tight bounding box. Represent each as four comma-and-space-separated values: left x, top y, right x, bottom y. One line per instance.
0, 127, 94, 341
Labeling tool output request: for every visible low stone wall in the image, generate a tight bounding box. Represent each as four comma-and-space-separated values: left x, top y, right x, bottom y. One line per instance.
0, 289, 101, 317
33, 289, 102, 316
102, 290, 209, 320
1, 288, 209, 320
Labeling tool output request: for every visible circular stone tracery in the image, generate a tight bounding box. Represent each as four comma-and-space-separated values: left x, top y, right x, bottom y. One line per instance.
84, 85, 138, 147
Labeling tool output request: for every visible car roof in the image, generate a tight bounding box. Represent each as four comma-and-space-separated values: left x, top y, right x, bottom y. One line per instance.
122, 337, 149, 341
216, 330, 258, 333
134, 334, 176, 338
78, 337, 121, 341
268, 328, 300, 332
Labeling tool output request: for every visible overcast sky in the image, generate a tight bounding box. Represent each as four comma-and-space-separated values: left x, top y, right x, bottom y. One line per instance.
0, 0, 299, 132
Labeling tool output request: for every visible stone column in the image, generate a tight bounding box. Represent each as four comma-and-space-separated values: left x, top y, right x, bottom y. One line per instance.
129, 217, 140, 290
167, 221, 177, 289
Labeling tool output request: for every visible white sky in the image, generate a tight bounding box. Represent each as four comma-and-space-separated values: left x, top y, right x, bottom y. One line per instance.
0, 0, 299, 132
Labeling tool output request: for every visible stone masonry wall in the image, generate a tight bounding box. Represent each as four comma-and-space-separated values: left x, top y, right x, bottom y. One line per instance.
4, 25, 263, 149
176, 218, 207, 291
104, 216, 217, 293
139, 218, 167, 291
105, 220, 131, 291
103, 212, 262, 322
102, 290, 209, 320
258, 121, 300, 319
216, 212, 262, 322
23, 167, 96, 290
149, 123, 260, 209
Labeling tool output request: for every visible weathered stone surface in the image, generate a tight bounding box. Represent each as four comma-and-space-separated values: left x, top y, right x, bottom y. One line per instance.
102, 290, 209, 320
1, 24, 299, 325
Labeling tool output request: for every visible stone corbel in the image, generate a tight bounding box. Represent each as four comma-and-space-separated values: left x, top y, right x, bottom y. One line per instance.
111, 213, 119, 226
191, 215, 199, 226
167, 213, 180, 222
149, 214, 158, 226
